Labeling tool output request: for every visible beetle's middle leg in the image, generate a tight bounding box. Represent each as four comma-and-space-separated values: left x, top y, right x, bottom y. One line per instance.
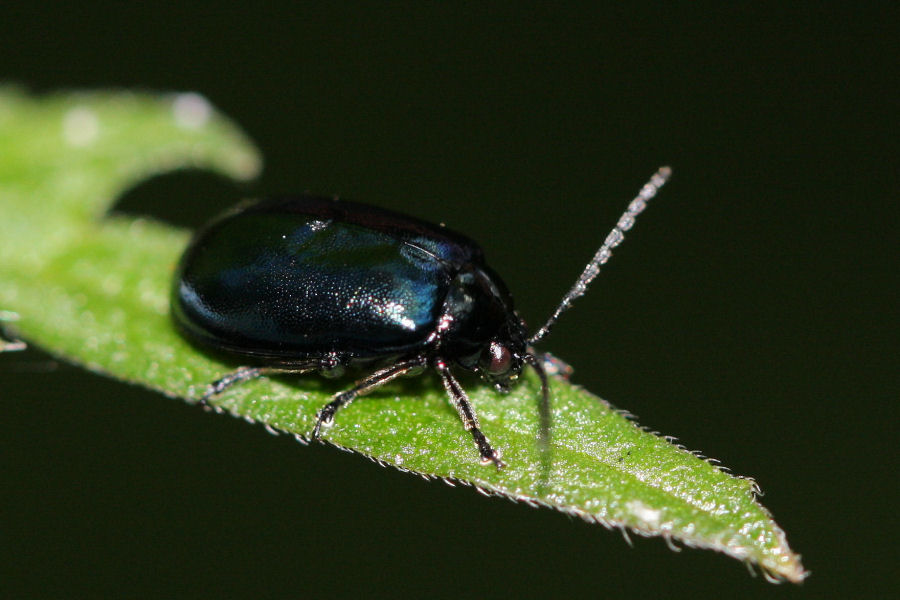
311, 356, 427, 439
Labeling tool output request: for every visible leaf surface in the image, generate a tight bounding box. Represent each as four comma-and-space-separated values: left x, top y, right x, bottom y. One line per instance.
0, 87, 806, 583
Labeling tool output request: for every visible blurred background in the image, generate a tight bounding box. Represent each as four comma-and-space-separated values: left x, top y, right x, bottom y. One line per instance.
2, 4, 896, 598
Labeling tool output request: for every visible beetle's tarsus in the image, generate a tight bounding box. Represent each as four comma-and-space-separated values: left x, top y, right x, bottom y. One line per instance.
473, 429, 505, 469
204, 366, 262, 399
311, 398, 344, 439
310, 414, 326, 439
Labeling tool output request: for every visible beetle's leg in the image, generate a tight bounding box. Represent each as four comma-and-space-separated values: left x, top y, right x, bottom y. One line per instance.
434, 360, 505, 469
311, 357, 427, 439
200, 364, 316, 411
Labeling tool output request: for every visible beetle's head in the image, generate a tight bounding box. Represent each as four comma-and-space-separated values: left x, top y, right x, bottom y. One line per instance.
475, 317, 528, 392
443, 265, 529, 390
477, 339, 522, 391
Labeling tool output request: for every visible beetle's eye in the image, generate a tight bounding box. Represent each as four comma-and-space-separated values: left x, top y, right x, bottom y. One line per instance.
487, 342, 512, 376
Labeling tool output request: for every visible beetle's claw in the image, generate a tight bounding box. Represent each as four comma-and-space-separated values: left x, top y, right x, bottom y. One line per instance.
310, 412, 331, 439
478, 440, 505, 469
482, 452, 506, 469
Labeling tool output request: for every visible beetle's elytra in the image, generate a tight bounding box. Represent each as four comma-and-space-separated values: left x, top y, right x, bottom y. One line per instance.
172, 167, 671, 467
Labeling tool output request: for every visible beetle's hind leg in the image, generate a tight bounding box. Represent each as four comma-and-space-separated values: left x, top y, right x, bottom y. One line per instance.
434, 360, 505, 469
200, 364, 316, 411
310, 357, 427, 439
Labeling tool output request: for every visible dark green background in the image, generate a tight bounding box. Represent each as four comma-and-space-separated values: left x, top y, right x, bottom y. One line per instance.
2, 4, 896, 598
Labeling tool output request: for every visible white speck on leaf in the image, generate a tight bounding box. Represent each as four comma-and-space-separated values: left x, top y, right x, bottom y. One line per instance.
627, 499, 662, 528
172, 93, 211, 129
62, 107, 99, 146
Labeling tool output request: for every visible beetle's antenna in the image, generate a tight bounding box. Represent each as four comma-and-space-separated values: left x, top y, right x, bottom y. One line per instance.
528, 166, 671, 345
525, 351, 553, 490
524, 352, 550, 449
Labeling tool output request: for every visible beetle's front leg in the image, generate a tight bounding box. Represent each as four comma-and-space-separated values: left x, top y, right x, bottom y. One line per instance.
434, 360, 505, 469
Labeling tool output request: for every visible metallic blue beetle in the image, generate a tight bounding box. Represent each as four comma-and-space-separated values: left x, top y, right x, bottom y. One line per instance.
172, 168, 670, 467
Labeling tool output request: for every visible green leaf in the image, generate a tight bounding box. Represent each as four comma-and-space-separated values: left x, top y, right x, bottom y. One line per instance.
0, 86, 806, 583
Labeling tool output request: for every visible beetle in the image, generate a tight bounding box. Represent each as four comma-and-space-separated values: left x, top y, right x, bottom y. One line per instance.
171, 167, 671, 467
